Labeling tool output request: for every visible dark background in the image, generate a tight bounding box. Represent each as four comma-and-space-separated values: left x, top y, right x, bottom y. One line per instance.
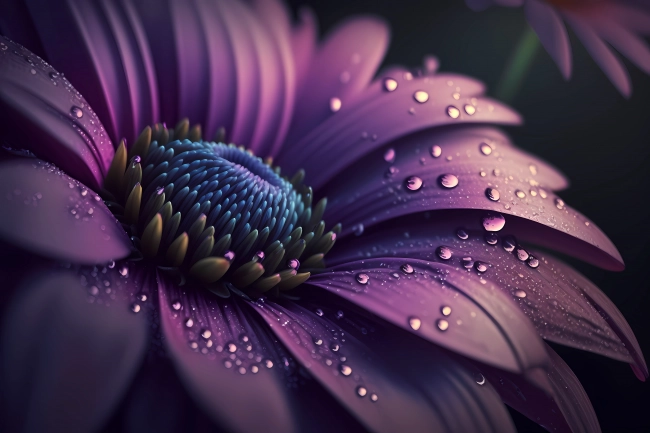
288, 0, 650, 431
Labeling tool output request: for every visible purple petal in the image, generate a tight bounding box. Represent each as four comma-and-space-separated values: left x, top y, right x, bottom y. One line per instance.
283, 16, 390, 149
0, 158, 132, 264
252, 299, 497, 433
590, 16, 650, 74
309, 257, 551, 376
525, 0, 572, 79
562, 11, 631, 97
477, 344, 600, 433
277, 71, 521, 189
608, 3, 650, 36
157, 272, 297, 433
0, 267, 147, 433
324, 126, 622, 270
25, 0, 159, 145
0, 37, 114, 189
290, 7, 318, 103
328, 212, 646, 377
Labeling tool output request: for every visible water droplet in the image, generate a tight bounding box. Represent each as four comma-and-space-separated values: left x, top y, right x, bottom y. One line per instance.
339, 365, 352, 376
201, 329, 212, 339
485, 187, 500, 201
404, 72, 413, 80
384, 148, 395, 163
539, 188, 548, 199
405, 176, 423, 191
482, 213, 506, 232
184, 318, 194, 327
479, 142, 493, 156
356, 273, 370, 285
441, 306, 452, 316
224, 250, 235, 262
554, 198, 565, 210
172, 300, 182, 310
515, 247, 529, 261
329, 97, 342, 112
456, 229, 469, 240
313, 337, 323, 346
446, 106, 460, 118
529, 164, 538, 175
474, 262, 488, 273
401, 263, 414, 274
356, 386, 368, 397
352, 223, 364, 236
131, 303, 141, 313
409, 316, 422, 330
70, 106, 83, 118
336, 310, 344, 319
464, 104, 476, 115
492, 169, 500, 177
502, 236, 516, 253
330, 343, 340, 352
475, 373, 486, 385
413, 90, 429, 103
431, 145, 442, 158
227, 342, 237, 353
265, 359, 274, 368
514, 289, 527, 298
238, 367, 247, 375
436, 246, 452, 260
315, 308, 324, 317
436, 319, 449, 331
438, 174, 459, 189
462, 257, 474, 269
527, 256, 540, 269
370, 393, 379, 402
253, 250, 265, 262
251, 365, 259, 374
287, 259, 300, 270
383, 77, 398, 92
223, 360, 233, 369
484, 233, 498, 245
515, 190, 526, 199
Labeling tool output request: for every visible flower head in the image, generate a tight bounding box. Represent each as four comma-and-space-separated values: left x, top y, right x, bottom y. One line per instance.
0, 1, 645, 432
466, 0, 650, 96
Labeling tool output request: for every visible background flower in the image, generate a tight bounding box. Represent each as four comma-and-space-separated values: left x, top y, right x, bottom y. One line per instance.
465, 0, 650, 97
0, 0, 644, 432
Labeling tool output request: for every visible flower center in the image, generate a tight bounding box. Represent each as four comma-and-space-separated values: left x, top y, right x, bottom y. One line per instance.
102, 120, 339, 298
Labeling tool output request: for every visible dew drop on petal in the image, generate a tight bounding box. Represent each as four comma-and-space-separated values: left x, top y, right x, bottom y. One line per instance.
356, 386, 368, 397
485, 187, 500, 201
413, 90, 429, 103
401, 263, 414, 274
131, 303, 141, 313
223, 360, 233, 369
383, 77, 398, 92
515, 190, 526, 199
172, 300, 182, 310
315, 308, 324, 317
436, 319, 449, 331
554, 198, 565, 210
201, 329, 212, 339
436, 246, 452, 260
184, 318, 194, 328
479, 142, 492, 156
529, 164, 538, 175
456, 229, 469, 240
446, 106, 460, 118
527, 256, 540, 268
70, 106, 83, 118
484, 233, 498, 245
431, 145, 442, 158
227, 342, 237, 353
514, 289, 527, 298
356, 273, 370, 285
482, 213, 506, 232
502, 236, 516, 253
464, 104, 476, 115
462, 257, 474, 269
352, 223, 364, 236
441, 306, 452, 316
409, 316, 422, 330
339, 364, 352, 376
539, 188, 548, 199
475, 373, 486, 385
438, 174, 459, 189
329, 97, 342, 112
516, 247, 529, 262
370, 393, 379, 402
474, 261, 488, 273
330, 343, 340, 352
384, 148, 395, 163
265, 359, 274, 368
405, 176, 423, 191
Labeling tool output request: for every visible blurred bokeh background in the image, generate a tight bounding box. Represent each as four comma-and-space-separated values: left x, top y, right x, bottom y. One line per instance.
288, 0, 650, 431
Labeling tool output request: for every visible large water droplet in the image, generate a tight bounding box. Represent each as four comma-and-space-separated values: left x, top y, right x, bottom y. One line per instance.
184, 318, 194, 328
441, 306, 452, 316
515, 190, 526, 199
527, 256, 540, 268
484, 233, 498, 245
201, 329, 212, 339
464, 104, 476, 115
405, 176, 423, 191
356, 385, 368, 397
329, 97, 342, 112
339, 364, 352, 376
356, 273, 370, 285
479, 142, 492, 156
436, 246, 452, 260
456, 229, 469, 240
514, 289, 527, 298
409, 316, 422, 330
485, 187, 500, 201
383, 77, 398, 92
438, 174, 459, 189
401, 263, 414, 274
413, 90, 429, 103
482, 213, 506, 232
446, 106, 460, 118
436, 319, 449, 331
515, 247, 529, 261
130, 303, 141, 313
474, 262, 488, 273
70, 106, 83, 118
431, 145, 442, 158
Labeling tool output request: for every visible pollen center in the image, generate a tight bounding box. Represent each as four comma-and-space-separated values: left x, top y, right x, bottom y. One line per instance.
102, 120, 339, 298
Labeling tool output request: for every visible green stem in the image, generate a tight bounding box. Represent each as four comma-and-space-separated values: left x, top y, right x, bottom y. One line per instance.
495, 27, 540, 103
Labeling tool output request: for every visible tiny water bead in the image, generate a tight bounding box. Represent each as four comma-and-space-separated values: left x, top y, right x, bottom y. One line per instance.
409, 316, 422, 330
405, 176, 423, 191
438, 174, 459, 189
527, 256, 540, 269
356, 386, 368, 397
515, 190, 526, 199
479, 143, 493, 156
356, 273, 370, 285
430, 145, 442, 158
101, 121, 339, 298
441, 306, 452, 316
436, 319, 449, 331
554, 198, 565, 210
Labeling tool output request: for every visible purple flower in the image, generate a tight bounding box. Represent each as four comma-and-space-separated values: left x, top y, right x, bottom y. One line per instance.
0, 1, 645, 432
465, 0, 650, 97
